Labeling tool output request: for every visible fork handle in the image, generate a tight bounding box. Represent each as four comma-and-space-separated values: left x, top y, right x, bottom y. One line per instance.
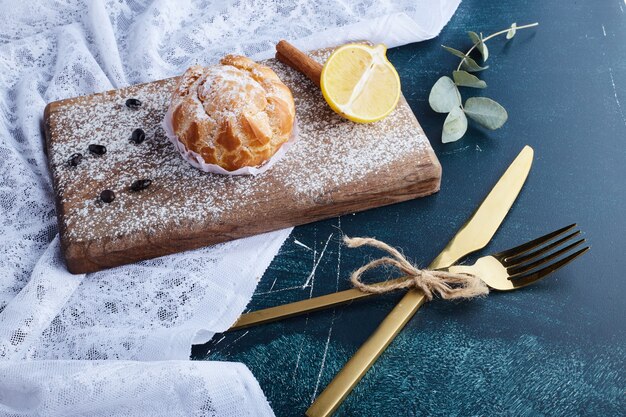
447, 264, 475, 275
229, 277, 409, 331
228, 265, 475, 331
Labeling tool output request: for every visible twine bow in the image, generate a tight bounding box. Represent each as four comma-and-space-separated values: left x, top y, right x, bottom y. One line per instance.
344, 236, 489, 300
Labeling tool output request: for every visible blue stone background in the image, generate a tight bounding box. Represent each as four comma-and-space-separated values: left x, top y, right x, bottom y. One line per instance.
193, 0, 626, 415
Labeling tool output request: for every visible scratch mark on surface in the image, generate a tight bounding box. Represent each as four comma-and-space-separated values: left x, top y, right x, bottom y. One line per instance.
331, 223, 344, 235
230, 330, 249, 346
291, 317, 309, 382
440, 145, 470, 156
213, 335, 226, 346
311, 312, 336, 403
255, 285, 303, 295
336, 219, 342, 292
302, 233, 333, 290
294, 239, 313, 251
268, 275, 278, 292
608, 68, 626, 128
310, 233, 318, 283
602, 25, 607, 36
475, 144, 483, 152
310, 223, 340, 403
220, 330, 251, 358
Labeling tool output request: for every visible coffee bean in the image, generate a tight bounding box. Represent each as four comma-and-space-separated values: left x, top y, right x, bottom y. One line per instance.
100, 189, 115, 203
130, 179, 152, 192
88, 144, 107, 156
131, 128, 146, 144
125, 98, 142, 108
67, 153, 83, 167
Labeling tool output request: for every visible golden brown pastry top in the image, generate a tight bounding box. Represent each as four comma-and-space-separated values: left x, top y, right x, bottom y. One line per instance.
169, 55, 296, 171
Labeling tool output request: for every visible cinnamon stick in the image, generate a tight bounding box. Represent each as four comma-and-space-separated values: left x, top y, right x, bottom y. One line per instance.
276, 40, 323, 87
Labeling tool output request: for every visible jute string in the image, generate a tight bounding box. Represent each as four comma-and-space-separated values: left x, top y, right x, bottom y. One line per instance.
344, 236, 489, 300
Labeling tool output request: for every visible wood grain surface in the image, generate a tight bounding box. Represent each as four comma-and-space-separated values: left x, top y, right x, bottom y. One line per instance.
44, 47, 441, 274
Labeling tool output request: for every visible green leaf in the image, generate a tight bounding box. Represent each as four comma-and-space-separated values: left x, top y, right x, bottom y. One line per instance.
480, 42, 489, 62
442, 45, 488, 72
429, 76, 461, 113
468, 31, 481, 44
507, 23, 517, 39
442, 106, 468, 143
464, 97, 508, 130
461, 56, 489, 72
453, 71, 487, 88
442, 45, 467, 59
468, 32, 489, 61
478, 32, 489, 61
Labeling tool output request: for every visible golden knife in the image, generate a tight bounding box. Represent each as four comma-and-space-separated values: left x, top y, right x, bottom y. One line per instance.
230, 145, 534, 331
306, 145, 534, 417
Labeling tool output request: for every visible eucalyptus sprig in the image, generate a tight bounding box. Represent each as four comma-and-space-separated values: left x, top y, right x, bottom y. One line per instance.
429, 22, 539, 143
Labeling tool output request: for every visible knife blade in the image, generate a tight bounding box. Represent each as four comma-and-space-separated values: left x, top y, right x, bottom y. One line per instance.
306, 145, 534, 417
230, 146, 534, 331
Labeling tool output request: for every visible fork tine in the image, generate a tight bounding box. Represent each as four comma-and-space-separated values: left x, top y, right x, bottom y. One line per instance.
494, 224, 577, 262
508, 238, 586, 277
505, 230, 582, 268
509, 246, 590, 289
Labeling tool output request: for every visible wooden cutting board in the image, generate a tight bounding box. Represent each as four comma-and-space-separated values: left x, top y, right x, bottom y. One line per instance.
44, 47, 441, 274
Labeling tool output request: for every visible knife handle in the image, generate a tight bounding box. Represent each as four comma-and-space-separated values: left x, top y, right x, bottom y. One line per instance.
229, 277, 408, 331
306, 290, 427, 417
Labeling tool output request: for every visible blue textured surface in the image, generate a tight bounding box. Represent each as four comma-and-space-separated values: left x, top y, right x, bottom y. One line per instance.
193, 1, 626, 415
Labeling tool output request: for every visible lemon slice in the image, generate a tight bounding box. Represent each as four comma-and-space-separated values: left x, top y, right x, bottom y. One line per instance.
320, 43, 401, 123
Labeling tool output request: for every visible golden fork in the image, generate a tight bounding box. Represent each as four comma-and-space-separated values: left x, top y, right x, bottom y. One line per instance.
305, 224, 589, 416
437, 223, 588, 290
231, 223, 589, 329
228, 224, 589, 416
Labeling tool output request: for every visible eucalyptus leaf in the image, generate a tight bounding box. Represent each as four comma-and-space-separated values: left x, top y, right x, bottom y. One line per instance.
464, 97, 508, 129
442, 106, 468, 143
461, 56, 489, 72
478, 33, 489, 61
453, 71, 487, 88
441, 45, 489, 72
429, 76, 461, 113
431, 22, 539, 142
443, 45, 488, 72
468, 31, 481, 44
507, 23, 517, 39
442, 45, 467, 59
468, 32, 489, 61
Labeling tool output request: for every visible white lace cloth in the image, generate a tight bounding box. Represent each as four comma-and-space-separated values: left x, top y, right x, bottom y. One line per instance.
0, 1, 459, 415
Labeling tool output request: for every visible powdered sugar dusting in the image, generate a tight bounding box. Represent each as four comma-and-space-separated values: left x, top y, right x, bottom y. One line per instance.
197, 64, 263, 120
47, 49, 432, 248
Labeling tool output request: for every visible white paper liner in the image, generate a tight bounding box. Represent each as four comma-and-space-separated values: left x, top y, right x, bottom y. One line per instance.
162, 105, 298, 176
